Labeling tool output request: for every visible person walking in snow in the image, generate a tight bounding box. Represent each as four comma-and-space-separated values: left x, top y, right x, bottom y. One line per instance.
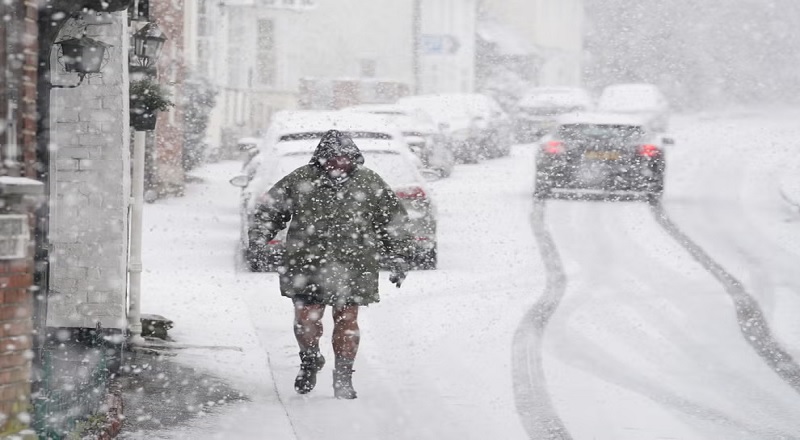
249, 130, 412, 399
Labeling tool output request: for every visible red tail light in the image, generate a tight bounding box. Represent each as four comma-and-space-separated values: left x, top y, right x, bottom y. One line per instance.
638, 144, 661, 157
543, 140, 565, 154
396, 186, 426, 199
268, 239, 282, 245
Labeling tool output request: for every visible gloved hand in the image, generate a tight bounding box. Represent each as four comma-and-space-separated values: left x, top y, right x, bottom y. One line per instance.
248, 228, 267, 247
388, 257, 408, 288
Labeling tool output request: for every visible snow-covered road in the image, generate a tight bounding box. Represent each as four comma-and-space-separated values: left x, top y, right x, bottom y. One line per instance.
130, 110, 800, 440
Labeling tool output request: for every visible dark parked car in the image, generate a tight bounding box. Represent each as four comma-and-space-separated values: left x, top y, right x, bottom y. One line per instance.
534, 113, 673, 201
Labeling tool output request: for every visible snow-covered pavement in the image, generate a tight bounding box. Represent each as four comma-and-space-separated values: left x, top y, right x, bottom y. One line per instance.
130, 110, 800, 440
135, 143, 544, 439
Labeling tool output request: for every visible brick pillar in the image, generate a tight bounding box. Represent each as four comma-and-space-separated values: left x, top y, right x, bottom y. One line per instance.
0, 0, 41, 436
0, 244, 35, 435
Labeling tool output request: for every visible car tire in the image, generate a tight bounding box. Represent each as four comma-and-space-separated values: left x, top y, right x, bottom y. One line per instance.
246, 248, 267, 272
417, 247, 437, 270
533, 189, 550, 200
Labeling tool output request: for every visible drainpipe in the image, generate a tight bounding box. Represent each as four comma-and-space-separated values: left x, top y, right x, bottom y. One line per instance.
413, 0, 422, 94
127, 130, 146, 344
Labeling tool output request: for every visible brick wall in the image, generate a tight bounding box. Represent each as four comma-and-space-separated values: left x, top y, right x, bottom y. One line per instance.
0, 0, 41, 436
46, 12, 131, 329
0, 260, 34, 432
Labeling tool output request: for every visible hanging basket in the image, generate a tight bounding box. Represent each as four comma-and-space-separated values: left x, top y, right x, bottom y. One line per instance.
129, 79, 173, 131
130, 108, 157, 131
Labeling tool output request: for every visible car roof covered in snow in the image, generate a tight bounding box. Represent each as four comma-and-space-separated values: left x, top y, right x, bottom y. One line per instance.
518, 87, 593, 108
341, 105, 438, 133
269, 111, 404, 139
398, 93, 498, 108
244, 140, 424, 211
598, 83, 667, 110
397, 93, 503, 129
557, 112, 648, 127
342, 104, 409, 114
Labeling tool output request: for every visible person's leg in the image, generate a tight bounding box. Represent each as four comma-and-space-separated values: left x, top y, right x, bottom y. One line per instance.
332, 305, 360, 360
294, 302, 326, 351
293, 300, 326, 394
332, 305, 360, 399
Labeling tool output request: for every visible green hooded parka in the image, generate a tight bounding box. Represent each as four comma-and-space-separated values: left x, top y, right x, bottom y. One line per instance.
251, 130, 412, 306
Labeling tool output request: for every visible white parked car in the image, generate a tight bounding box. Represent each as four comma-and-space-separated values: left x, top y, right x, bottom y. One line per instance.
342, 104, 455, 177
598, 83, 670, 132
230, 111, 439, 271
260, 110, 422, 166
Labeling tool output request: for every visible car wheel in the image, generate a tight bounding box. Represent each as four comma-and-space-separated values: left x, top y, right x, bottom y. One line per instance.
246, 248, 268, 272
464, 150, 480, 164
417, 247, 437, 270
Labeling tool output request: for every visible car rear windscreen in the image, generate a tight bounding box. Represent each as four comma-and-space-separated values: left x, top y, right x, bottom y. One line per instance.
361, 151, 419, 186
277, 151, 418, 187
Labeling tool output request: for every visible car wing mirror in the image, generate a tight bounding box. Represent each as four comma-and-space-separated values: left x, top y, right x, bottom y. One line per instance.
421, 169, 441, 182
230, 175, 250, 188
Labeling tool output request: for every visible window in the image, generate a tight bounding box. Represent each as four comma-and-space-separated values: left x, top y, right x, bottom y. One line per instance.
256, 20, 276, 86
360, 59, 376, 78
259, 0, 316, 9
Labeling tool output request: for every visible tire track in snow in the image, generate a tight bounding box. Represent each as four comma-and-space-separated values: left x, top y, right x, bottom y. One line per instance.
651, 201, 800, 395
512, 200, 572, 440
779, 186, 800, 215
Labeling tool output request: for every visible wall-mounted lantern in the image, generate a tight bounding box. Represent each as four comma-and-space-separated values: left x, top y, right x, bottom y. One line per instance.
52, 37, 110, 88
132, 22, 166, 68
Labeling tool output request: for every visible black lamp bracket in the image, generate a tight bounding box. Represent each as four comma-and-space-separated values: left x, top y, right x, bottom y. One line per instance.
50, 73, 87, 89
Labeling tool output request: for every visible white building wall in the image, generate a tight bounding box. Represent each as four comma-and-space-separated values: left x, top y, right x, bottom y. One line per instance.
184, 0, 198, 68
47, 12, 131, 329
483, 0, 584, 86
419, 0, 478, 94
184, 0, 231, 152
276, 1, 414, 89
202, 1, 231, 150
211, 0, 415, 138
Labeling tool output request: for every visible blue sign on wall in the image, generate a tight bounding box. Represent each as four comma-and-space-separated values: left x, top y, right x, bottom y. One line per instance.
421, 34, 461, 55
